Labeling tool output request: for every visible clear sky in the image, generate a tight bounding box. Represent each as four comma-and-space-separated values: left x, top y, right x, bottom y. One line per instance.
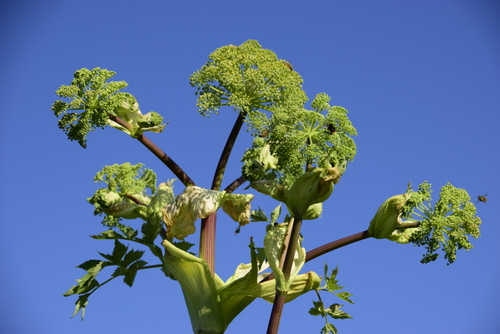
1, 1, 499, 333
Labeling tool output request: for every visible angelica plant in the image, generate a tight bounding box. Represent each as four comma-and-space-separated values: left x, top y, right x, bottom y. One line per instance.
55, 40, 482, 334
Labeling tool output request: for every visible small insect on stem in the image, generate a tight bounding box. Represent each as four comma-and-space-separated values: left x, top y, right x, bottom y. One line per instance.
477, 194, 488, 204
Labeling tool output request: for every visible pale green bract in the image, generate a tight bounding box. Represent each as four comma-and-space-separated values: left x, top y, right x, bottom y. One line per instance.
264, 222, 307, 292
251, 167, 342, 218
87, 163, 168, 227
162, 186, 254, 239
161, 237, 320, 334
108, 98, 166, 137
367, 192, 411, 239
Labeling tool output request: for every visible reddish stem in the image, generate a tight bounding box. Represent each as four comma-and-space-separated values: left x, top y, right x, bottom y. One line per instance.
108, 114, 195, 187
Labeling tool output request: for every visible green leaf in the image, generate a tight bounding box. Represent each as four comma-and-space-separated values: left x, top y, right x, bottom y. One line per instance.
63, 272, 100, 296
123, 260, 147, 287
321, 323, 338, 334
270, 204, 282, 224
122, 249, 145, 267
139, 220, 162, 244
309, 300, 325, 316
91, 230, 127, 240
76, 259, 104, 271
64, 260, 110, 296
325, 303, 353, 320
111, 240, 128, 262
71, 294, 90, 320
334, 291, 354, 304
250, 206, 270, 222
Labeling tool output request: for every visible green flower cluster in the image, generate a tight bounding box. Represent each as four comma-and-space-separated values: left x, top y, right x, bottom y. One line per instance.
190, 40, 307, 118
244, 93, 357, 186
87, 163, 168, 227
52, 68, 165, 148
367, 181, 482, 264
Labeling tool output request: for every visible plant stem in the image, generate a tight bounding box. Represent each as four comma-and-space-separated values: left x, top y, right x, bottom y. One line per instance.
210, 112, 246, 191
108, 114, 196, 187
136, 134, 196, 187
266, 292, 286, 334
260, 229, 373, 284
224, 175, 247, 193
199, 112, 246, 274
199, 211, 217, 275
305, 230, 371, 263
305, 222, 420, 262
266, 216, 303, 334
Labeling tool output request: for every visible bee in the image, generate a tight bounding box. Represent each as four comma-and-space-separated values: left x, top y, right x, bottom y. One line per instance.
283, 61, 293, 71
258, 129, 270, 138
477, 194, 488, 204
326, 123, 336, 135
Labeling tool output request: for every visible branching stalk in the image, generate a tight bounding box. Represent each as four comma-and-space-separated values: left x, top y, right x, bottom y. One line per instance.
108, 114, 196, 187
260, 224, 420, 285
224, 175, 247, 193
199, 111, 247, 274
266, 216, 303, 334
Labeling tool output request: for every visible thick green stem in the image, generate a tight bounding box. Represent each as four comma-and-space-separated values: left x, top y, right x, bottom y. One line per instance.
199, 112, 246, 274
266, 216, 303, 334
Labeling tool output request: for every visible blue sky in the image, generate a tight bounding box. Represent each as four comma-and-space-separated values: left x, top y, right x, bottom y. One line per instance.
1, 1, 499, 333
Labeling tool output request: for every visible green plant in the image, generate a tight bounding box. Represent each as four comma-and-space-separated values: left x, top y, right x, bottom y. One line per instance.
54, 40, 481, 334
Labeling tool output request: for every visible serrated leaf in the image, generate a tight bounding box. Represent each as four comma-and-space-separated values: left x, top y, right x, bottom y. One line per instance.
308, 300, 325, 316
123, 259, 148, 286
172, 240, 195, 253
111, 267, 127, 278
76, 259, 104, 271
71, 293, 90, 320
129, 259, 148, 269
321, 323, 338, 334
140, 219, 162, 244
270, 204, 282, 224
97, 251, 115, 263
63, 273, 100, 296
122, 249, 145, 267
91, 230, 127, 240
65, 260, 111, 296
123, 271, 138, 287
111, 240, 128, 262
250, 206, 269, 222
334, 291, 354, 304
149, 244, 164, 259
326, 303, 353, 320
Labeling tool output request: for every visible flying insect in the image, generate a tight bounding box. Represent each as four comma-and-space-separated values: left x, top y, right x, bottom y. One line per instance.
477, 194, 488, 204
